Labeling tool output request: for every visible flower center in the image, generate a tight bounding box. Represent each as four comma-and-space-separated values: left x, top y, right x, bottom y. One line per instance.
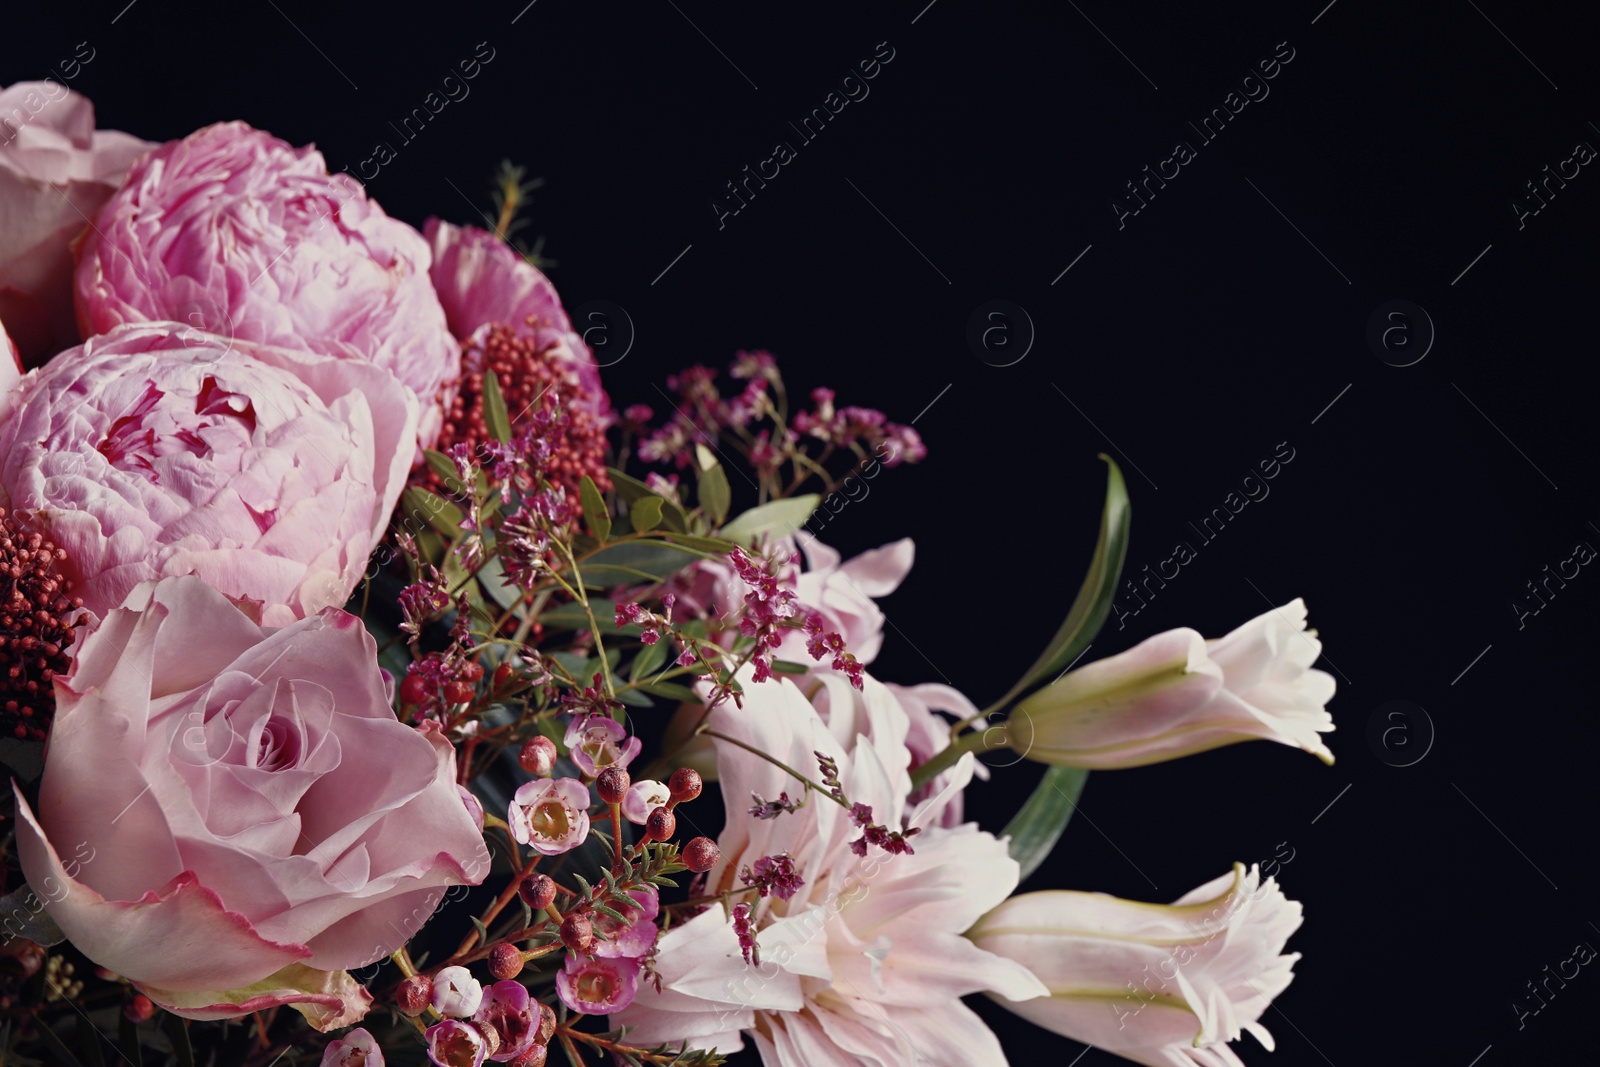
531, 800, 571, 839
576, 970, 617, 1003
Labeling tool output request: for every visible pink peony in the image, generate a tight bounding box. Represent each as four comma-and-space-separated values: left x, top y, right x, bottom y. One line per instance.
614, 668, 1046, 1064
0, 82, 154, 365
73, 121, 458, 446
12, 576, 491, 1029
0, 321, 417, 625
424, 217, 608, 420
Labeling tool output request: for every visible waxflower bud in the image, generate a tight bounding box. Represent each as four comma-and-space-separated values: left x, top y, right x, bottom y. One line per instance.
668, 766, 702, 803
519, 735, 558, 777
123, 994, 154, 1023
595, 766, 630, 804
560, 913, 594, 954
519, 872, 558, 910
489, 942, 524, 980
493, 662, 515, 690
683, 836, 720, 873
396, 973, 434, 1016
432, 965, 484, 1017
644, 806, 675, 843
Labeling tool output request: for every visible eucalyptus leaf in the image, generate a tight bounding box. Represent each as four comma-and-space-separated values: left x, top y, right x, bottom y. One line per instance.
630, 637, 670, 680
1003, 766, 1090, 882
607, 468, 689, 531
569, 541, 710, 587
719, 495, 822, 545
630, 495, 664, 532
483, 369, 513, 443
580, 475, 611, 543
695, 455, 731, 526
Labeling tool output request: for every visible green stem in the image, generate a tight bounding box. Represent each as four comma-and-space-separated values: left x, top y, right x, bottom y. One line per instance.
700, 728, 851, 811
908, 727, 995, 792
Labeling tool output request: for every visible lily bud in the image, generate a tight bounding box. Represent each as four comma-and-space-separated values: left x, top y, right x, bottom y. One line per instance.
1011, 600, 1335, 769
968, 863, 1303, 1067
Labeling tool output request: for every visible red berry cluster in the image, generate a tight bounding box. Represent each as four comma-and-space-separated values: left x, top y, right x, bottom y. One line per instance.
425, 322, 611, 511
0, 509, 83, 741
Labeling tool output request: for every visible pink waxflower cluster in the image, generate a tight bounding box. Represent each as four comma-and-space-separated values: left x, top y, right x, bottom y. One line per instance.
424, 967, 554, 1066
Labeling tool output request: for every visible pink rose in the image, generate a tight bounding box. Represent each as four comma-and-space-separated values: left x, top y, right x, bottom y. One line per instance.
424, 217, 609, 421
74, 121, 459, 446
0, 82, 154, 365
0, 321, 417, 625
12, 576, 491, 1029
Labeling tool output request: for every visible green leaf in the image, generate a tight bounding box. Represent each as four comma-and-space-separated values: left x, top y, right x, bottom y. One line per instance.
424, 448, 468, 495
630, 495, 664, 532
1010, 455, 1131, 700
607, 468, 688, 532
471, 915, 490, 944
771, 659, 809, 675
659, 532, 737, 554
542, 598, 620, 634
483, 369, 513, 443
615, 688, 655, 707
399, 486, 465, 538
638, 680, 699, 702
630, 637, 670, 680
695, 448, 731, 527
719, 495, 821, 545
476, 555, 523, 611
569, 541, 709, 587
1003, 766, 1090, 883
580, 475, 611, 543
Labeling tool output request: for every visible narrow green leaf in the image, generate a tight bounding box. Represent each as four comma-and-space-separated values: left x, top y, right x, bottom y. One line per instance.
719, 495, 822, 544
1003, 766, 1090, 882
580, 475, 611, 543
630, 495, 664, 532
638, 681, 699, 702
1013, 456, 1131, 697
399, 486, 464, 538
659, 532, 737, 554
771, 659, 809, 675
630, 637, 670, 680
483, 369, 513, 443
424, 448, 468, 495
471, 915, 490, 944
615, 688, 655, 707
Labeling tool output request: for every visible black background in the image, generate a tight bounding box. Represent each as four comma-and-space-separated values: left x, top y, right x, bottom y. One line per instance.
6, 1, 1599, 1064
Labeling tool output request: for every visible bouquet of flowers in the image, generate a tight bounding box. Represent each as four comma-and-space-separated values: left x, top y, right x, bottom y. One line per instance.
0, 82, 1337, 1067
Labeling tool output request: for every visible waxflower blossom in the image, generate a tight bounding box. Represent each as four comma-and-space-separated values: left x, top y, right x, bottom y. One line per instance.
969, 864, 1303, 1067
426, 1019, 488, 1067
321, 1028, 383, 1066
564, 712, 641, 775
472, 980, 541, 1062
1013, 600, 1336, 769
431, 966, 484, 1018
507, 777, 592, 855
590, 886, 660, 959
622, 780, 671, 824
555, 954, 641, 1016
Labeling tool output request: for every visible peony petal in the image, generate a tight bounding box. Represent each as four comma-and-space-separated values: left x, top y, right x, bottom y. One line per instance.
140, 962, 372, 1031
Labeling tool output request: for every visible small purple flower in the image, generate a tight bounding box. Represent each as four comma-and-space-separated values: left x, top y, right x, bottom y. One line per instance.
426, 1019, 488, 1067
322, 1027, 383, 1066
740, 853, 805, 901
732, 901, 759, 966
507, 777, 592, 856
563, 712, 642, 775
591, 885, 660, 959
555, 953, 642, 1015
